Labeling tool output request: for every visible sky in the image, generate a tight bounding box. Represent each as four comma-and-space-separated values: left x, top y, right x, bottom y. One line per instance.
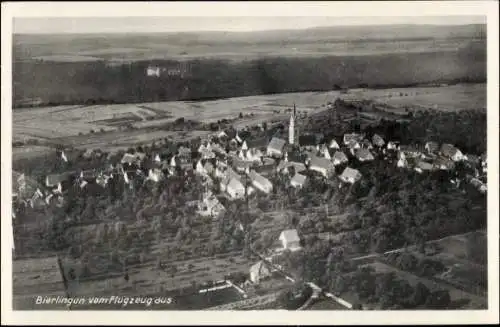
13, 16, 486, 34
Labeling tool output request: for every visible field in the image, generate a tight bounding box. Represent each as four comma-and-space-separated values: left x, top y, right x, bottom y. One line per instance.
11, 83, 486, 164
342, 84, 486, 112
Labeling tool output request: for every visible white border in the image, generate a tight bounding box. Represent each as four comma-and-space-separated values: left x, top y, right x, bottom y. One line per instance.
2, 1, 499, 325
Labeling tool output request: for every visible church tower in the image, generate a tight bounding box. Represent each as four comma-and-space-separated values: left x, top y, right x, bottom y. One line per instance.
289, 103, 296, 145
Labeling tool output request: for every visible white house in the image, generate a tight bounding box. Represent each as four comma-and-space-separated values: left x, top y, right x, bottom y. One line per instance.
148, 168, 164, 182
339, 167, 362, 184
332, 151, 348, 166
146, 66, 161, 77
425, 141, 439, 154
290, 173, 307, 189
279, 229, 301, 251
249, 261, 272, 284
249, 170, 273, 194
309, 156, 335, 178
241, 141, 248, 151
397, 157, 408, 168
387, 141, 400, 151
267, 137, 287, 158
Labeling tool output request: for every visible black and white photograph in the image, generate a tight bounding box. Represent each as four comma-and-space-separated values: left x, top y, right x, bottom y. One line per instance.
1, 1, 499, 325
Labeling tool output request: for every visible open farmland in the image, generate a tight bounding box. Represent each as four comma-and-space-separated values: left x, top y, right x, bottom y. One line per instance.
341, 83, 486, 113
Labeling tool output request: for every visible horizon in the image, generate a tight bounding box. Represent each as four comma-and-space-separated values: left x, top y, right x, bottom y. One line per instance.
13, 16, 486, 35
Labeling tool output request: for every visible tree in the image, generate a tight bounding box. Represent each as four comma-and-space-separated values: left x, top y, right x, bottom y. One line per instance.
411, 282, 430, 307
425, 290, 451, 309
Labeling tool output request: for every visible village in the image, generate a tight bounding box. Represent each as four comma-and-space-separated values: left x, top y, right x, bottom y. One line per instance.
11, 98, 488, 310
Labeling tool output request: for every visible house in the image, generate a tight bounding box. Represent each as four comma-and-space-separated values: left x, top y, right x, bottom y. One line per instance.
226, 177, 246, 199
397, 157, 408, 168
121, 153, 142, 167
355, 148, 375, 162
339, 167, 362, 184
329, 139, 340, 149
249, 261, 272, 284
196, 160, 208, 175
308, 156, 335, 178
241, 141, 249, 151
279, 229, 301, 251
343, 133, 364, 146
416, 160, 434, 172
277, 160, 307, 175
148, 168, 164, 182
425, 141, 439, 154
233, 159, 254, 174
440, 144, 465, 161
217, 130, 228, 139
372, 134, 385, 147
387, 141, 400, 150
146, 66, 161, 77
249, 170, 273, 194
332, 151, 348, 166
267, 137, 287, 158
290, 173, 307, 189
197, 192, 226, 218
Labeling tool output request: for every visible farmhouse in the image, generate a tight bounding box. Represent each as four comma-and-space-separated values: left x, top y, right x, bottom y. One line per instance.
355, 148, 375, 162
416, 160, 434, 172
249, 170, 273, 194
267, 137, 287, 158
440, 144, 465, 162
121, 153, 142, 167
290, 173, 307, 189
339, 167, 362, 184
279, 229, 302, 251
197, 192, 226, 218
308, 156, 335, 178
332, 151, 348, 166
397, 157, 408, 168
249, 261, 272, 284
372, 134, 385, 147
146, 66, 161, 77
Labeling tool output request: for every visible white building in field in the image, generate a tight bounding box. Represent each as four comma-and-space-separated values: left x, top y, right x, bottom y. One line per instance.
279, 229, 301, 251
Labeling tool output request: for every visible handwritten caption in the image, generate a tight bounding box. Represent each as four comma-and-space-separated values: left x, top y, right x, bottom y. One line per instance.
35, 295, 174, 307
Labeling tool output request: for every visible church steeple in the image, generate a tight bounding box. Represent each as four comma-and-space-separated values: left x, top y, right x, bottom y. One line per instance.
289, 103, 296, 145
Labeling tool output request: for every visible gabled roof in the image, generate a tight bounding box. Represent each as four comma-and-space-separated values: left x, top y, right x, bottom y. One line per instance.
249, 170, 273, 190
309, 156, 333, 170
46, 173, 69, 186
355, 148, 374, 161
332, 151, 348, 163
279, 229, 300, 244
417, 160, 434, 171
267, 137, 286, 152
339, 167, 362, 182
250, 261, 272, 279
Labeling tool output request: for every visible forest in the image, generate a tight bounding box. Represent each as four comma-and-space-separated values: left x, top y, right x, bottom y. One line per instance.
13, 45, 486, 108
